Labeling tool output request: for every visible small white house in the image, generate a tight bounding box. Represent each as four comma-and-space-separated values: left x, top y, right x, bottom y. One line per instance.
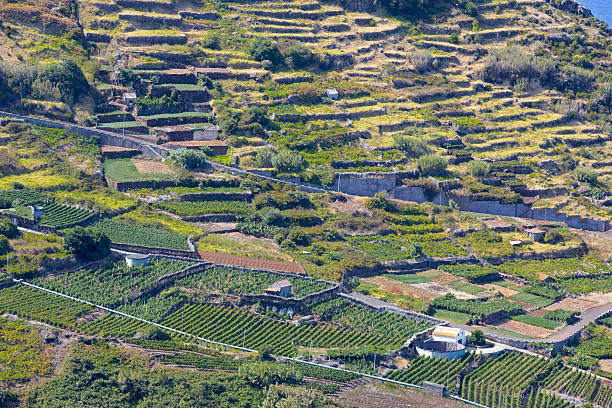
431, 326, 467, 345
324, 88, 338, 100
124, 253, 149, 267
124, 92, 137, 106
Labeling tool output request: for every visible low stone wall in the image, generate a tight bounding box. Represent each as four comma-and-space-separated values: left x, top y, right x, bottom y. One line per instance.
179, 192, 251, 202
181, 214, 237, 223
123, 34, 188, 45
110, 242, 198, 258
105, 176, 178, 192
179, 11, 219, 20
0, 212, 58, 235
128, 262, 211, 302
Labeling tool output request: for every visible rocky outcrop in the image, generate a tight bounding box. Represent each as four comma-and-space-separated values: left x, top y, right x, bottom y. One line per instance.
547, 0, 593, 18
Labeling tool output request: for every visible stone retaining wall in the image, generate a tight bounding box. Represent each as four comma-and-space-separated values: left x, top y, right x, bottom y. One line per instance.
179, 192, 251, 202
128, 262, 211, 302
181, 214, 237, 222
105, 176, 178, 192
110, 242, 197, 258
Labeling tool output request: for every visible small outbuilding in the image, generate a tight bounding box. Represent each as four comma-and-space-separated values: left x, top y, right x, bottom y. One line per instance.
28, 205, 44, 221
525, 227, 546, 242
124, 253, 150, 267
324, 88, 338, 100
537, 273, 555, 283
431, 326, 467, 345
265, 279, 292, 297
124, 92, 137, 106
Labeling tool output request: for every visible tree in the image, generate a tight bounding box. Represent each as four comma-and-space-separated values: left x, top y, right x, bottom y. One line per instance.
464, 2, 478, 17
0, 235, 9, 256
469, 329, 487, 346
248, 38, 282, 66
283, 43, 315, 69
0, 219, 18, 239
63, 226, 110, 261
417, 154, 448, 176
39, 59, 89, 102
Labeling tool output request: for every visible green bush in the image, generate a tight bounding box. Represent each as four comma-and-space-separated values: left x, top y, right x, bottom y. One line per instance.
63, 226, 110, 261
0, 219, 18, 239
393, 135, 430, 158
248, 38, 282, 65
448, 33, 459, 44
167, 148, 209, 170
464, 1, 478, 16
283, 43, 316, 69
417, 154, 448, 176
573, 166, 598, 184
467, 160, 491, 178
0, 235, 9, 255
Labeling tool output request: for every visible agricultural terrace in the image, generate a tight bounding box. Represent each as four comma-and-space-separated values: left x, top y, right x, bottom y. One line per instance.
169, 266, 331, 297
31, 258, 195, 307
93, 219, 191, 250
0, 317, 52, 383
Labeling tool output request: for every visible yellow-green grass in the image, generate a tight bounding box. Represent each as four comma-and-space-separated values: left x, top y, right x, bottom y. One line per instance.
0, 169, 77, 189
55, 189, 139, 212
114, 207, 205, 237
197, 233, 294, 262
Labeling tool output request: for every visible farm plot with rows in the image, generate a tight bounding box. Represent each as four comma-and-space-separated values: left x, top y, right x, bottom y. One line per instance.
308, 298, 433, 341
38, 202, 96, 228
171, 266, 331, 297
385, 353, 477, 393
460, 351, 610, 408
31, 258, 194, 307
347, 233, 468, 260
0, 285, 92, 329
153, 200, 255, 216
93, 219, 191, 250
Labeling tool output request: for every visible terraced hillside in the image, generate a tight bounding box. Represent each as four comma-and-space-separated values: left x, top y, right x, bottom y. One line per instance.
1, 0, 609, 229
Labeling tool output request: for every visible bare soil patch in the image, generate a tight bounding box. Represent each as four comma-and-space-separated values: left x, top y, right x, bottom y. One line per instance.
481, 283, 519, 297
583, 292, 612, 304
429, 270, 460, 285
131, 158, 172, 174
598, 359, 612, 375
544, 297, 601, 312
334, 381, 471, 408
411, 282, 476, 300
491, 318, 554, 339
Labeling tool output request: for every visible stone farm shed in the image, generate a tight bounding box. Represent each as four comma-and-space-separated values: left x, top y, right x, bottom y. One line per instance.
265, 279, 292, 297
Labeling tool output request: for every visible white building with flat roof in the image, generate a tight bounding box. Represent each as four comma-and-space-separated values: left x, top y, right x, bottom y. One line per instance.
431, 326, 467, 345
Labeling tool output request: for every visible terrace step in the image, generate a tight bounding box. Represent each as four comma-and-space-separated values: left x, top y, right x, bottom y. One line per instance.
96, 111, 135, 123
178, 11, 220, 20
252, 17, 313, 27
118, 12, 183, 27
251, 25, 313, 34
122, 33, 187, 46
97, 121, 149, 134
136, 69, 197, 84
229, 6, 343, 19
115, 0, 175, 12
137, 112, 214, 127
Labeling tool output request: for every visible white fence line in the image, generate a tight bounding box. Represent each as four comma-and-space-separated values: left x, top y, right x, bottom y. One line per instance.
14, 279, 490, 408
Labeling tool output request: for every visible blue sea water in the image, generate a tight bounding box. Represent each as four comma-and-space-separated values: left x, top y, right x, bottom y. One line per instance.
578, 0, 612, 26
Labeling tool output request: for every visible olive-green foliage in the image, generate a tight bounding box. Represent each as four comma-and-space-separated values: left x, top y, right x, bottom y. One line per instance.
0, 219, 19, 239
482, 46, 555, 86
467, 160, 491, 178
393, 135, 430, 158
409, 50, 436, 73
248, 38, 282, 65
63, 226, 110, 261
255, 148, 305, 173
167, 148, 209, 170
573, 166, 598, 184
417, 154, 448, 176
283, 43, 316, 70
0, 235, 9, 255
0, 59, 89, 104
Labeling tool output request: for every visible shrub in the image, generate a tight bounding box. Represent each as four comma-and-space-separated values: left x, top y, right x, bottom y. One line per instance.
482, 46, 555, 86
248, 38, 282, 66
283, 43, 315, 69
469, 329, 486, 346
410, 50, 436, 73
38, 59, 89, 102
261, 208, 291, 228
417, 154, 448, 176
0, 235, 9, 255
573, 166, 598, 184
143, 326, 171, 341
256, 148, 305, 173
555, 65, 595, 92
0, 219, 18, 239
167, 148, 208, 170
285, 229, 311, 247
256, 148, 276, 168
448, 33, 459, 44
393, 135, 430, 158
464, 1, 478, 16
63, 226, 110, 261
202, 33, 220, 50
467, 160, 491, 178
116, 67, 139, 87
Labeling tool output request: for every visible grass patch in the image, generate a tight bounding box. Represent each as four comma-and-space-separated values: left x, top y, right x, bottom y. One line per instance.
113, 207, 205, 237
446, 280, 487, 296
484, 326, 537, 339
509, 292, 554, 307
495, 280, 523, 291
197, 234, 293, 262
382, 273, 431, 285
103, 159, 173, 182
356, 281, 428, 313
0, 169, 77, 189
510, 314, 561, 330
55, 189, 138, 212
431, 309, 471, 324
